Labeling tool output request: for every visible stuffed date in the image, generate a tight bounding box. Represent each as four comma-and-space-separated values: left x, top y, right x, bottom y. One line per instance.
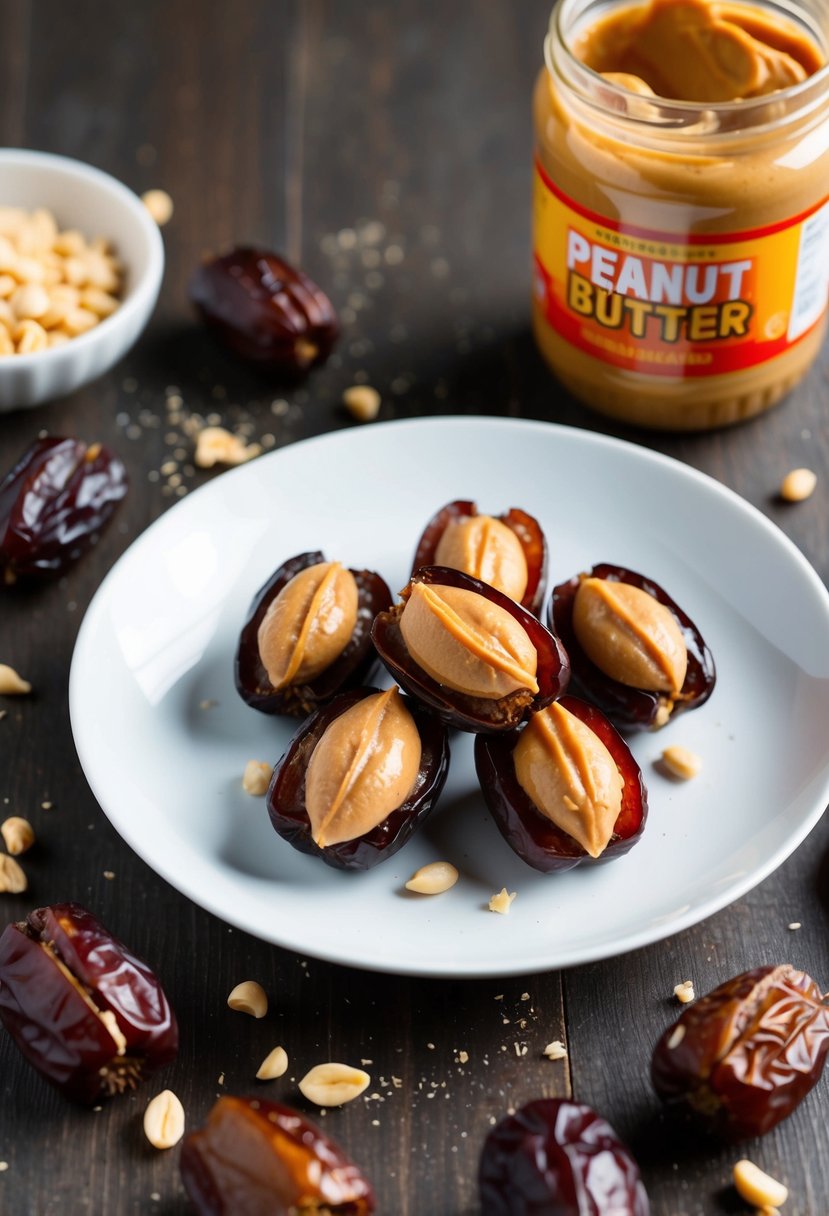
550, 563, 715, 730
479, 1098, 650, 1216
475, 695, 647, 872
652, 964, 829, 1140
236, 550, 392, 717
267, 685, 449, 870
372, 565, 569, 733
180, 1095, 375, 1214
411, 499, 547, 614
0, 902, 177, 1104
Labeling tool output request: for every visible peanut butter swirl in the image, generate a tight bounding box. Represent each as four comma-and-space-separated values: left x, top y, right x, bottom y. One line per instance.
257, 561, 358, 691
573, 577, 688, 694
434, 515, 529, 602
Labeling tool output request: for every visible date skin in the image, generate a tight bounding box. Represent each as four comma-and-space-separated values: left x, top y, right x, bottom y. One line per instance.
0, 436, 128, 585
372, 565, 570, 733
235, 550, 393, 717
479, 1098, 650, 1216
550, 563, 715, 730
411, 499, 548, 615
267, 686, 450, 870
475, 695, 647, 872
180, 1095, 375, 1215
0, 903, 177, 1104
652, 964, 829, 1140
189, 247, 339, 373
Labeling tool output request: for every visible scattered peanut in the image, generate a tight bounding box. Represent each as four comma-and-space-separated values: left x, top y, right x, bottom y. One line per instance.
194, 426, 262, 469
298, 1062, 371, 1107
543, 1040, 568, 1061
1, 817, 35, 856
0, 854, 27, 893
666, 1023, 686, 1050
0, 665, 32, 695
242, 760, 272, 797
779, 467, 817, 502
660, 745, 703, 781
256, 1045, 289, 1081
143, 1089, 185, 1149
343, 384, 381, 423
732, 1160, 788, 1208
488, 887, 517, 915
674, 980, 695, 1004
227, 980, 268, 1019
405, 861, 459, 895
141, 189, 174, 227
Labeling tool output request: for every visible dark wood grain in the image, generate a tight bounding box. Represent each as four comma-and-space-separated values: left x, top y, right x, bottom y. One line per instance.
1, 2, 828, 1213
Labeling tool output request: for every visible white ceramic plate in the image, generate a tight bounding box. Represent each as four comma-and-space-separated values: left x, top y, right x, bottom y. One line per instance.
69, 417, 829, 977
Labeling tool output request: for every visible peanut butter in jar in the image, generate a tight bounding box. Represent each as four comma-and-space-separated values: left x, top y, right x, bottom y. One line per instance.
533, 0, 829, 430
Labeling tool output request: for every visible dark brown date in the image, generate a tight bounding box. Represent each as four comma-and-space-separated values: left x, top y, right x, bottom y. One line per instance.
0, 903, 178, 1104
550, 563, 715, 730
0, 436, 128, 585
180, 1095, 375, 1215
479, 1098, 650, 1215
651, 964, 829, 1140
267, 686, 450, 870
189, 247, 339, 373
411, 499, 548, 615
236, 550, 392, 717
475, 695, 647, 872
372, 565, 570, 733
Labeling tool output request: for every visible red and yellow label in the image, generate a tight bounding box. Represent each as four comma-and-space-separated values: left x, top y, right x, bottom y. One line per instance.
533, 158, 829, 378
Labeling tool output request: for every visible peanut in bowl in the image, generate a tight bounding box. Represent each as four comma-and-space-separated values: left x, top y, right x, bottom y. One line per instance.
0, 149, 164, 412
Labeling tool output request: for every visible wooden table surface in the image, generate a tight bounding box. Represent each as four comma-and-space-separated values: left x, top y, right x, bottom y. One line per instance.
1, 3, 828, 1213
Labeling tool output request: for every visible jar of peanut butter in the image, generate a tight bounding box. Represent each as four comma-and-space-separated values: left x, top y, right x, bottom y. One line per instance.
533, 0, 829, 429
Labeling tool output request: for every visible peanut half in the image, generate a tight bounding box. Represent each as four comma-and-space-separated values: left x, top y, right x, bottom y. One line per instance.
1, 817, 35, 856
227, 980, 268, 1019
0, 855, 27, 893
732, 1160, 788, 1208
298, 1062, 370, 1107
256, 1046, 289, 1081
405, 861, 459, 895
143, 1090, 185, 1149
0, 665, 31, 695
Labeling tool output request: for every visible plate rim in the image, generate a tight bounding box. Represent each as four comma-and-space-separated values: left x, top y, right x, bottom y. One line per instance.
69, 415, 829, 976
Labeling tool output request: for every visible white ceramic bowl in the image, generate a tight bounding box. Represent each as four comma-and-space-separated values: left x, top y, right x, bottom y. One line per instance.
0, 149, 164, 412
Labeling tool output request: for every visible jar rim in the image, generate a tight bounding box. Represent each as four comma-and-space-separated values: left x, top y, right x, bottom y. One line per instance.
546, 0, 829, 137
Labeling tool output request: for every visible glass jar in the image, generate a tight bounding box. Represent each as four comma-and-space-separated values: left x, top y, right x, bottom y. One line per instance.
532, 0, 829, 430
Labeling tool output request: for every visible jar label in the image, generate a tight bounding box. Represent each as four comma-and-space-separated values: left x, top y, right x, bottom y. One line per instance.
533, 159, 829, 378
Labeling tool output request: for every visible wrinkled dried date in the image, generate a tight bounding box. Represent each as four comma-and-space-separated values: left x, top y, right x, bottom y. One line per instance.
0, 903, 178, 1103
372, 566, 569, 733
180, 1095, 375, 1214
236, 551, 392, 717
652, 964, 829, 1140
267, 686, 450, 870
475, 695, 647, 872
0, 436, 128, 585
550, 563, 715, 730
411, 499, 548, 614
479, 1098, 650, 1215
189, 247, 339, 373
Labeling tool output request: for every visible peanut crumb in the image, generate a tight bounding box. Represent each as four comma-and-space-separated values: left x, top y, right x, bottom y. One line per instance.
1, 817, 34, 856
674, 980, 695, 1004
488, 888, 517, 915
779, 467, 817, 502
0, 854, 27, 893
787, 922, 802, 931
458, 1050, 469, 1064
103, 870, 115, 880
660, 745, 702, 780
242, 760, 272, 797
343, 384, 381, 423
0, 1162, 8, 1171
543, 1040, 567, 1061
199, 699, 218, 710
194, 426, 261, 469
0, 665, 31, 696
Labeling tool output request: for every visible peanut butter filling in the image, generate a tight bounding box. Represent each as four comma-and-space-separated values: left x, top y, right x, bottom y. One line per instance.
434, 515, 529, 602
257, 561, 358, 691
305, 687, 422, 847
514, 702, 624, 858
400, 582, 539, 700
574, 0, 821, 102
573, 578, 688, 694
